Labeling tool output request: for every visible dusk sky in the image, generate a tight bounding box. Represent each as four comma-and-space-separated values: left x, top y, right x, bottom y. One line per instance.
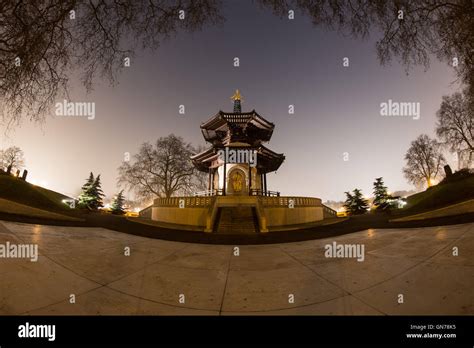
1, 0, 460, 203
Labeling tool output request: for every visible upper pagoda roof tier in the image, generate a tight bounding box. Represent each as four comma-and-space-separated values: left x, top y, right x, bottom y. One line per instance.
200, 110, 275, 146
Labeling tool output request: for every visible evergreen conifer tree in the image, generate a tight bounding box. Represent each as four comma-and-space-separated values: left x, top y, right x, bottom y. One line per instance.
110, 190, 126, 215
344, 189, 369, 215
77, 172, 95, 209
77, 172, 105, 210
343, 191, 354, 214
373, 177, 392, 211
351, 189, 369, 215
89, 174, 105, 210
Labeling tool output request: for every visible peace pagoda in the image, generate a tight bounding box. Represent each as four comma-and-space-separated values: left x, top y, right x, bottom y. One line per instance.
140, 91, 336, 233
191, 89, 285, 198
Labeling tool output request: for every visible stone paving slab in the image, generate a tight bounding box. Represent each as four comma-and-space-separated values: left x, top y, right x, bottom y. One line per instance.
428, 234, 474, 267
0, 257, 99, 314
157, 244, 232, 271
221, 267, 347, 312
222, 295, 383, 315
0, 220, 473, 315
107, 263, 227, 311
27, 287, 219, 316
229, 245, 302, 271
354, 262, 474, 315
306, 254, 420, 293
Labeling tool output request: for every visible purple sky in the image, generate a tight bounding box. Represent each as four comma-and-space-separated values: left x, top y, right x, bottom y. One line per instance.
1, 1, 460, 203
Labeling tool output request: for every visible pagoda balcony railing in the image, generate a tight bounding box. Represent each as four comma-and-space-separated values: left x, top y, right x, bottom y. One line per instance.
154, 196, 214, 207
193, 189, 224, 197
259, 196, 322, 207
250, 189, 280, 197
193, 189, 279, 197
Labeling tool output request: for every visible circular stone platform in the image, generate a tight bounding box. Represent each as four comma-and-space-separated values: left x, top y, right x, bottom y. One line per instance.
0, 220, 472, 315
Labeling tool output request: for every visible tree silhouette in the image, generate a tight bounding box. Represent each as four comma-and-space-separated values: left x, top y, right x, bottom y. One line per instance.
372, 177, 393, 211
0, 146, 25, 171
403, 134, 446, 188
118, 134, 206, 200
343, 188, 369, 215
436, 88, 473, 168
77, 172, 95, 209
0, 0, 223, 127
110, 190, 126, 215
90, 174, 105, 210
77, 172, 105, 210
1, 1, 472, 127
259, 0, 474, 95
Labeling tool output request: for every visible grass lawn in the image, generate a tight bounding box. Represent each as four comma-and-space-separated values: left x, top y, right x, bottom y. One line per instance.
0, 198, 83, 221
0, 173, 71, 213
400, 174, 474, 215
392, 199, 474, 222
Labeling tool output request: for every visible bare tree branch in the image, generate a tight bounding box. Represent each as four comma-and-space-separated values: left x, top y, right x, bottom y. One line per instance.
117, 134, 206, 200
403, 134, 446, 187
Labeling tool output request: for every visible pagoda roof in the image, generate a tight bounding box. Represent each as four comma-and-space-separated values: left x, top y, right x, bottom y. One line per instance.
191, 145, 285, 174
200, 110, 275, 146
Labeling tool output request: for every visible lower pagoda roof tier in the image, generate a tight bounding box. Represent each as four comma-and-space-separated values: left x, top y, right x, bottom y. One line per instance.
200, 110, 275, 146
191, 145, 285, 174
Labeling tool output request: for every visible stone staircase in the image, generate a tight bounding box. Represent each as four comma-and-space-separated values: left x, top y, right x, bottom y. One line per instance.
214, 206, 259, 234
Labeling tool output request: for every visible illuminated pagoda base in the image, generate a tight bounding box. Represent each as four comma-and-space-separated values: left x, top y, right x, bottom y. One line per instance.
140, 91, 337, 233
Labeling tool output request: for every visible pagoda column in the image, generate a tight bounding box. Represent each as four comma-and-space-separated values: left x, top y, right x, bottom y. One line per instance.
208, 168, 212, 192
260, 172, 264, 195
264, 173, 267, 196
212, 168, 216, 194
223, 159, 227, 196
248, 165, 252, 196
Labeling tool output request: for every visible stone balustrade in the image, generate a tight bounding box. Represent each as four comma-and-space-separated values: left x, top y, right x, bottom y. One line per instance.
259, 196, 322, 207
153, 196, 214, 207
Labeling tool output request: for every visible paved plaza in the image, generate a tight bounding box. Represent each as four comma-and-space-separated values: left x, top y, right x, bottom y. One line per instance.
0, 220, 472, 315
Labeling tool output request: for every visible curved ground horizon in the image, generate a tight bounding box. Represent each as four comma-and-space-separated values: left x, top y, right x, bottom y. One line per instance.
0, 210, 473, 245
0, 219, 472, 315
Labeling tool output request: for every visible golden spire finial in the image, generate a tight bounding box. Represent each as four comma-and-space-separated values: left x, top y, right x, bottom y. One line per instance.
231, 89, 242, 101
